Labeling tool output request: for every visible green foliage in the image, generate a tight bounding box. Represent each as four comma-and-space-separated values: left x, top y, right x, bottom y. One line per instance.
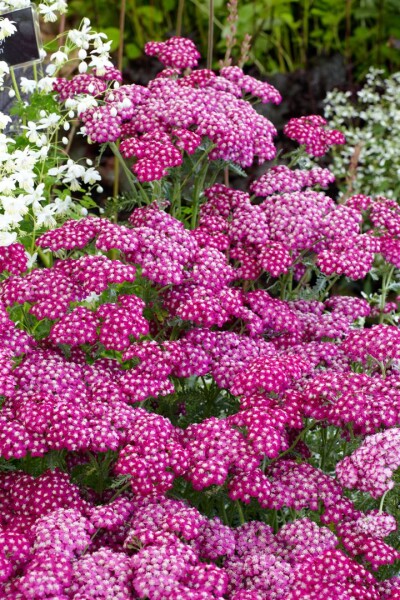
325, 68, 400, 198
68, 0, 400, 77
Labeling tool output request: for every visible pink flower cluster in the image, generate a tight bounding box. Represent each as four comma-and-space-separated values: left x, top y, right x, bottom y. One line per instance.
336, 428, 400, 498
145, 36, 201, 68
53, 38, 282, 180
1, 34, 400, 600
0, 469, 398, 598
284, 115, 346, 156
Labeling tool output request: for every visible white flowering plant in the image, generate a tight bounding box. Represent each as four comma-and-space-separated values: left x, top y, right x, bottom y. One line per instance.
324, 68, 400, 200
0, 0, 67, 23
0, 13, 116, 262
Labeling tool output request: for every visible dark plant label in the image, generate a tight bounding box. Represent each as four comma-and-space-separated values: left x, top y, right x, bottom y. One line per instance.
0, 6, 42, 68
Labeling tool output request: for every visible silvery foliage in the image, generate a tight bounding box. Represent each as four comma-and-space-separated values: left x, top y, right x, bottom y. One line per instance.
324, 68, 400, 199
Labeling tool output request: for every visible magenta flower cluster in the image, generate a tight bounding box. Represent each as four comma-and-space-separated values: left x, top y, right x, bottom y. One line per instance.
0, 469, 398, 598
53, 37, 285, 181
1, 35, 399, 600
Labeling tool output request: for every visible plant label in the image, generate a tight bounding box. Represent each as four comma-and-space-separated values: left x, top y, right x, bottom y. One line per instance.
0, 5, 42, 69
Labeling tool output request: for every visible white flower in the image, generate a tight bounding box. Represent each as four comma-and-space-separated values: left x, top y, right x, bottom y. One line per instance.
0, 18, 17, 41
48, 164, 68, 177
37, 145, 50, 158
0, 175, 16, 194
54, 0, 67, 11
50, 49, 69, 66
22, 121, 42, 144
91, 33, 109, 49
1, 196, 30, 223
0, 213, 14, 231
78, 61, 88, 74
38, 3, 61, 22
0, 0, 30, 8
26, 251, 38, 269
20, 78, 37, 94
13, 170, 37, 193
54, 194, 72, 214
64, 161, 86, 190
76, 95, 98, 116
0, 112, 11, 130
0, 230, 17, 246
33, 203, 57, 227
83, 167, 101, 185
67, 21, 92, 48
0, 61, 9, 76
88, 54, 113, 76
45, 63, 57, 76
38, 112, 61, 128
37, 77, 55, 93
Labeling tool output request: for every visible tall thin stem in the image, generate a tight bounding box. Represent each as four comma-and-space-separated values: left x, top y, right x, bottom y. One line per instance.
207, 0, 215, 70
109, 142, 149, 205
117, 0, 127, 73
10, 68, 22, 103
176, 0, 185, 36
113, 0, 127, 201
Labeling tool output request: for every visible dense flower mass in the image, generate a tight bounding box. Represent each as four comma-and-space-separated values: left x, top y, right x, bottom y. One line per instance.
0, 25, 399, 600
53, 39, 282, 180
284, 115, 346, 156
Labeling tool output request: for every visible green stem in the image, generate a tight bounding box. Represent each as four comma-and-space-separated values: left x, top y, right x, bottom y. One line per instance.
287, 147, 304, 168
109, 142, 149, 205
207, 0, 214, 70
280, 269, 293, 300
379, 265, 395, 323
191, 160, 209, 228
10, 68, 22, 103
322, 275, 340, 301
176, 0, 185, 36
319, 426, 328, 471
112, 0, 127, 202
236, 500, 245, 525
220, 497, 229, 525
10, 67, 26, 127
171, 171, 182, 218
379, 488, 389, 512
181, 144, 216, 189
271, 420, 314, 463
37, 248, 53, 268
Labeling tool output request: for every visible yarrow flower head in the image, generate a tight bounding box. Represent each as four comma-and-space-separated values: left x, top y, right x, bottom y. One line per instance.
144, 36, 201, 69
284, 114, 346, 156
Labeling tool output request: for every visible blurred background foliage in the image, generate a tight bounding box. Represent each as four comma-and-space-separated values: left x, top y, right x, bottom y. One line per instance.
65, 0, 400, 77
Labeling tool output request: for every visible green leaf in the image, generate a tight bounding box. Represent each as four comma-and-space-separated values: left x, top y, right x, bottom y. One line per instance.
125, 43, 141, 60
80, 195, 98, 209
136, 5, 164, 24
227, 162, 248, 178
